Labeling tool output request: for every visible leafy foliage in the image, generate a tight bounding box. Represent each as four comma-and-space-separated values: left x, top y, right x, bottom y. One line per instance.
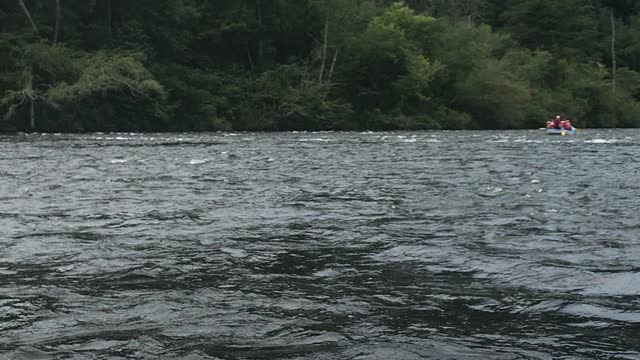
1, 0, 640, 131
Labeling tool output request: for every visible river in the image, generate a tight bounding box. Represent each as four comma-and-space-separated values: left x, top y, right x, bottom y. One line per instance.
1, 130, 639, 359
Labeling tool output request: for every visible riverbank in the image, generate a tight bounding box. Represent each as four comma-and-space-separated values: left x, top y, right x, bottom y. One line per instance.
3, 2, 640, 133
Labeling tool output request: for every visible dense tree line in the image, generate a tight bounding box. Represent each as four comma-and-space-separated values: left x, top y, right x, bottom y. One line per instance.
1, 0, 639, 132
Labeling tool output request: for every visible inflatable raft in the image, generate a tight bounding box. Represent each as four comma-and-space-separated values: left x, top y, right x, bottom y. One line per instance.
545, 127, 576, 135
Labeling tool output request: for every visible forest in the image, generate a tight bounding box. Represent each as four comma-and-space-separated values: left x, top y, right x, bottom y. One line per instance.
1, 0, 640, 132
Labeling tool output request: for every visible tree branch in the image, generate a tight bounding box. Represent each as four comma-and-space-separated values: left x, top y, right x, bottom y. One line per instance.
247, 47, 255, 71
327, 48, 339, 83
18, 0, 38, 34
318, 19, 329, 83
3, 94, 26, 121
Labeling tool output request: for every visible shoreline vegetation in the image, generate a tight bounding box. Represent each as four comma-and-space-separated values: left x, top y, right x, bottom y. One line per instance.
2, 1, 640, 132
2, 128, 632, 138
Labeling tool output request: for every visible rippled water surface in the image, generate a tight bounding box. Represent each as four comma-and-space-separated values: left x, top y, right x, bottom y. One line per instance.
1, 130, 639, 359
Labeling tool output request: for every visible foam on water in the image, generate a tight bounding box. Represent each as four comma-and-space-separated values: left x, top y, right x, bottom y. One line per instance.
585, 138, 632, 144
188, 159, 209, 165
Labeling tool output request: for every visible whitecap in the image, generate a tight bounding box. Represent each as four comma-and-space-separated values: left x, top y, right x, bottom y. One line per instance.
57, 264, 76, 272
220, 247, 248, 258
580, 272, 640, 296
299, 138, 331, 142
0, 268, 17, 275
314, 268, 340, 277
563, 303, 640, 323
585, 138, 627, 144
567, 321, 612, 328
189, 159, 209, 165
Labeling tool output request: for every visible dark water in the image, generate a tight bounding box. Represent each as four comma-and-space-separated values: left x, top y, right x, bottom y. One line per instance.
1, 130, 639, 359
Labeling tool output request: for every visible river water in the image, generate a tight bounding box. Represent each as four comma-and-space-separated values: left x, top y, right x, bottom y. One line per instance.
1, 130, 639, 359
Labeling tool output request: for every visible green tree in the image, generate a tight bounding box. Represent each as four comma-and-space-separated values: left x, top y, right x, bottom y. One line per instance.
2, 0, 640, 131
500, 0, 601, 60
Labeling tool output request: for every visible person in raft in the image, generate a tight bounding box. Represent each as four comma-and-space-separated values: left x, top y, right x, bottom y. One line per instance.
546, 115, 573, 130
560, 118, 573, 130
546, 115, 563, 129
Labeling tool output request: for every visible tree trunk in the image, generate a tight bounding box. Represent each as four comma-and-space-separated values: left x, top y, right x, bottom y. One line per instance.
28, 75, 35, 131
257, 0, 263, 62
29, 97, 35, 131
611, 11, 616, 94
52, 0, 61, 46
247, 48, 255, 71
327, 48, 339, 83
318, 19, 329, 83
106, 0, 112, 34
18, 0, 38, 34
